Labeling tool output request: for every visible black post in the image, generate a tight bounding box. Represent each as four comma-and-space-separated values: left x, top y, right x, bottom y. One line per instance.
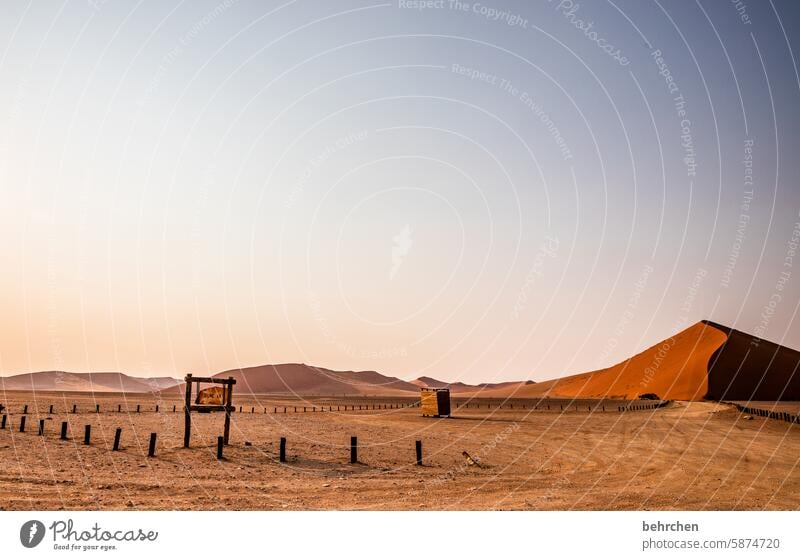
279, 437, 286, 463
118, 404, 121, 412
49, 404, 54, 414
95, 404, 100, 413
72, 404, 76, 413
184, 373, 192, 448
60, 421, 68, 440
38, 419, 45, 435
415, 440, 422, 466
136, 404, 140, 413
23, 404, 28, 414
19, 416, 26, 432
350, 436, 358, 463
113, 428, 122, 451
173, 405, 176, 413
155, 405, 159, 413
217, 436, 224, 459
148, 433, 156, 457
1, 414, 5, 429
84, 425, 91, 445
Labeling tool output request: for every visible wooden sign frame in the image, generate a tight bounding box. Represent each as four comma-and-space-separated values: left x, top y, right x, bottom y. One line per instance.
183, 373, 236, 448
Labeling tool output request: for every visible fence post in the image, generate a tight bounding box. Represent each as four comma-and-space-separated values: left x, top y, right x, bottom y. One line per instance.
38, 419, 45, 435
136, 404, 140, 413
118, 404, 121, 413
84, 425, 91, 445
217, 436, 224, 459
49, 404, 54, 414
113, 428, 122, 451
148, 433, 156, 457
23, 404, 28, 414
415, 440, 422, 466
95, 404, 100, 413
155, 405, 159, 413
1, 414, 5, 429
72, 404, 76, 413
60, 421, 68, 440
19, 416, 26, 432
279, 437, 286, 463
350, 436, 358, 463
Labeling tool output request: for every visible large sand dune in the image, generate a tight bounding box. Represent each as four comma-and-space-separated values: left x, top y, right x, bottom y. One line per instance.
480, 322, 729, 400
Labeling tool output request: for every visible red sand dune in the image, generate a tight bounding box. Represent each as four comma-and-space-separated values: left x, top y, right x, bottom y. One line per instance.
479, 321, 729, 400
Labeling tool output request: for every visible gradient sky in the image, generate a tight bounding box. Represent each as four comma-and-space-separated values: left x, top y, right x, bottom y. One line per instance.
1, 0, 799, 383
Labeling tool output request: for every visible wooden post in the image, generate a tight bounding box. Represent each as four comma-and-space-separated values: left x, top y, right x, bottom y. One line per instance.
279, 437, 286, 462
148, 433, 157, 457
251, 406, 254, 414
1, 414, 6, 429
173, 405, 176, 413
223, 377, 233, 445
113, 428, 122, 451
84, 425, 91, 445
60, 421, 68, 440
136, 404, 140, 413
38, 419, 45, 435
155, 405, 159, 413
415, 440, 422, 466
184, 374, 192, 448
49, 404, 54, 414
19, 416, 26, 432
118, 404, 121, 412
217, 436, 224, 459
23, 404, 28, 414
72, 404, 76, 413
95, 404, 100, 413
350, 436, 358, 463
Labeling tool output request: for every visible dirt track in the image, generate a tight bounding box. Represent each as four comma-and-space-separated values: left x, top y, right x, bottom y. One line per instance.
0, 393, 798, 510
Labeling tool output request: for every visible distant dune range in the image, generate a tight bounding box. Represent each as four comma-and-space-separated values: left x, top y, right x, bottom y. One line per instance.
2, 321, 799, 401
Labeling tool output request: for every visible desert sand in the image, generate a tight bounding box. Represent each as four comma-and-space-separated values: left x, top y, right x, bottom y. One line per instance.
1, 392, 799, 510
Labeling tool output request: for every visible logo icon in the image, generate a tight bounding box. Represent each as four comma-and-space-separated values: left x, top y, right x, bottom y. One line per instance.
20, 520, 45, 548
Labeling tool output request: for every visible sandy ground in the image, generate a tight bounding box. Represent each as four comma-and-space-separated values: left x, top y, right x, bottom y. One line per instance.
1, 392, 799, 510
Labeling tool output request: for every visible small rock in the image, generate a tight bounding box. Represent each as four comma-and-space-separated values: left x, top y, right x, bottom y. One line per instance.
322, 483, 330, 488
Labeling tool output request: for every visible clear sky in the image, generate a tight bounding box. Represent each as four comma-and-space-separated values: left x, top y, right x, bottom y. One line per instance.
1, 0, 799, 383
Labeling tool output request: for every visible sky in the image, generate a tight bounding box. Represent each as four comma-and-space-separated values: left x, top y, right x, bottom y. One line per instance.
1, 0, 799, 383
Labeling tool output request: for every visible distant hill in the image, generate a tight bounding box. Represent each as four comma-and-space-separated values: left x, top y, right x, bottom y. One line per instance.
0, 371, 180, 393
410, 376, 530, 394
187, 363, 421, 396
